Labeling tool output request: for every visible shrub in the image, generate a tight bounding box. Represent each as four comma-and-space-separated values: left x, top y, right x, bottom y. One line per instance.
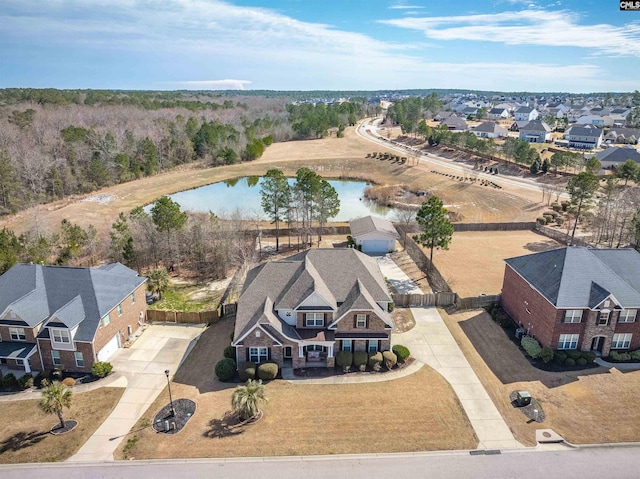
539, 347, 554, 364
368, 351, 383, 369
257, 362, 278, 380
564, 358, 576, 366
353, 351, 368, 370
545, 211, 558, 219
536, 217, 547, 225
335, 351, 353, 370
382, 351, 397, 370
238, 362, 256, 381
561, 201, 570, 211
224, 346, 236, 360
582, 351, 597, 363
631, 350, 640, 361
618, 352, 631, 362
551, 202, 562, 212
2, 373, 18, 389
555, 217, 564, 226
610, 351, 621, 361
576, 357, 587, 366
566, 350, 582, 360
492, 307, 512, 328
392, 345, 410, 363
18, 373, 34, 389
521, 336, 542, 359
215, 358, 236, 381
62, 377, 76, 387
91, 361, 113, 378
554, 351, 567, 362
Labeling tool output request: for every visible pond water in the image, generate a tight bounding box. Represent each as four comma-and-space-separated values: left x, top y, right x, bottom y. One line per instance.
151, 177, 396, 221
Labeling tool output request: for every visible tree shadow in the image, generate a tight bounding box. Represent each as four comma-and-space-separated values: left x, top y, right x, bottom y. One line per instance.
523, 240, 563, 252
203, 411, 245, 439
0, 430, 48, 453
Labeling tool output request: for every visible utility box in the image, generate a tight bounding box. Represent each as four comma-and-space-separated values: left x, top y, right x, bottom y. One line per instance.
516, 390, 532, 407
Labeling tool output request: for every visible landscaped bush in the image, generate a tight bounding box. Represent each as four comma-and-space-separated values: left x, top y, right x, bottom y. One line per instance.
335, 351, 353, 372
576, 357, 587, 366
238, 362, 256, 381
551, 202, 562, 212
368, 351, 383, 370
2, 373, 18, 389
610, 351, 621, 361
257, 362, 278, 380
382, 351, 397, 370
62, 377, 76, 387
555, 217, 564, 226
539, 347, 554, 364
564, 358, 576, 366
354, 351, 368, 371
215, 358, 236, 381
618, 352, 631, 362
566, 350, 582, 361
582, 351, 597, 363
536, 217, 547, 225
92, 361, 113, 378
631, 350, 640, 361
521, 336, 542, 359
554, 351, 567, 364
18, 373, 34, 389
392, 345, 410, 363
561, 201, 570, 211
224, 345, 236, 360
491, 306, 513, 328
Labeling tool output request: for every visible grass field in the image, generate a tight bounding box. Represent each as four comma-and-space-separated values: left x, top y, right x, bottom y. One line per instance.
0, 387, 123, 463
115, 317, 477, 459
431, 230, 563, 296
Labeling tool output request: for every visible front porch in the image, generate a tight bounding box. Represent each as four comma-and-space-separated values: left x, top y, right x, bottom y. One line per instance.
296, 343, 335, 369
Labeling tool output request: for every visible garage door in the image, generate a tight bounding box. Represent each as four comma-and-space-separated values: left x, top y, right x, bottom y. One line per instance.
362, 240, 390, 254
97, 334, 120, 362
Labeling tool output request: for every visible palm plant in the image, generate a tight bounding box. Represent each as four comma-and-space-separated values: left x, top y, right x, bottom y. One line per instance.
39, 380, 73, 429
147, 267, 170, 299
231, 379, 268, 421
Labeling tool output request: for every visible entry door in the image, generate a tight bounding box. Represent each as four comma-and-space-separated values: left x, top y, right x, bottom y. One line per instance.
591, 336, 603, 352
283, 346, 292, 359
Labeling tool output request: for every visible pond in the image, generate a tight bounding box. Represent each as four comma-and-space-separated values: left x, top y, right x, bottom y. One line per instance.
150, 177, 396, 221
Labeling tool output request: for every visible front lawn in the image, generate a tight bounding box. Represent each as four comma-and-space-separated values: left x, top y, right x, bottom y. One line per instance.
115, 318, 477, 459
0, 387, 124, 463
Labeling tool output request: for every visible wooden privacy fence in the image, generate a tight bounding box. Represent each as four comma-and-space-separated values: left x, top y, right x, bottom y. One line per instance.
535, 224, 592, 247
392, 293, 500, 310
453, 222, 536, 232
147, 309, 220, 324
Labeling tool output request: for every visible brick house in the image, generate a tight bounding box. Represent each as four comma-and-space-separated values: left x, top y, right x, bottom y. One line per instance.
0, 263, 147, 374
500, 247, 640, 357
231, 249, 394, 369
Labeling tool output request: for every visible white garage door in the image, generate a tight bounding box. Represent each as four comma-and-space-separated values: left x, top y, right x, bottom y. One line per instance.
97, 334, 120, 362
362, 240, 390, 254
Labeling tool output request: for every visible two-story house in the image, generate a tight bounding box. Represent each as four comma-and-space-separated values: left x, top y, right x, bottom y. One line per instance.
514, 106, 539, 122
518, 120, 552, 143
501, 247, 640, 357
232, 249, 394, 369
564, 124, 603, 149
0, 263, 147, 374
471, 121, 509, 139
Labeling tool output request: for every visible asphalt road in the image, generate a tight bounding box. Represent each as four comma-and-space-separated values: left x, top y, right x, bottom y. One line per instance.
2, 447, 640, 479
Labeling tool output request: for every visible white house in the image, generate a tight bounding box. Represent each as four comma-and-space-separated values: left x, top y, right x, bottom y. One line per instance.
349, 216, 399, 255
565, 124, 604, 150
514, 106, 539, 122
487, 107, 510, 120
518, 120, 552, 143
471, 122, 509, 139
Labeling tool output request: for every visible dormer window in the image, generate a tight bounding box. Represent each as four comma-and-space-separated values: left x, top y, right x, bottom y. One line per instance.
51, 329, 71, 344
305, 313, 324, 327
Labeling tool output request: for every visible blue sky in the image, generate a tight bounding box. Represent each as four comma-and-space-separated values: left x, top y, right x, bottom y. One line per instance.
1, 0, 639, 92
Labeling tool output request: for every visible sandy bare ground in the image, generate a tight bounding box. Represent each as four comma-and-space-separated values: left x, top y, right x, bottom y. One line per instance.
431, 230, 563, 296
1, 124, 551, 236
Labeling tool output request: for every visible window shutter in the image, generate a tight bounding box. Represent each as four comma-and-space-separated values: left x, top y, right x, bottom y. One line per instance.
268, 348, 272, 361
366, 315, 369, 329
246, 348, 249, 361
354, 315, 357, 328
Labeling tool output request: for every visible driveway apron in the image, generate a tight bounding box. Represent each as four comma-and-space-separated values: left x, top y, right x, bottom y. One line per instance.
67, 323, 205, 462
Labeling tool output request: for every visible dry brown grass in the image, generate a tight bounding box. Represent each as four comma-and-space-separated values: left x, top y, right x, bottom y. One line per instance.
0, 387, 123, 463
115, 317, 477, 459
431, 230, 563, 296
389, 248, 432, 293
439, 308, 640, 446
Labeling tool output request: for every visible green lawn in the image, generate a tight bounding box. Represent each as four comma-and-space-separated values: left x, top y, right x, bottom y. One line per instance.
150, 282, 221, 312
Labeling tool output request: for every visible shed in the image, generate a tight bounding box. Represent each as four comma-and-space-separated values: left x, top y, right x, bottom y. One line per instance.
349, 216, 399, 255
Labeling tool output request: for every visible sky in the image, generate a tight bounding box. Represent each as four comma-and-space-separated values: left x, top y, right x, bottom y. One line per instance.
1, 0, 639, 93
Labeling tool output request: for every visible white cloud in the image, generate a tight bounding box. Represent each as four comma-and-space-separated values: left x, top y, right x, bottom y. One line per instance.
389, 3, 425, 9
381, 9, 640, 56
164, 80, 252, 90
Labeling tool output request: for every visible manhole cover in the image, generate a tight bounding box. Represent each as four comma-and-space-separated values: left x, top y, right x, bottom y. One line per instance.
542, 431, 552, 438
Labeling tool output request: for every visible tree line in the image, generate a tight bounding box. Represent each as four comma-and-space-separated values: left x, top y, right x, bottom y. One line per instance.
286, 101, 371, 139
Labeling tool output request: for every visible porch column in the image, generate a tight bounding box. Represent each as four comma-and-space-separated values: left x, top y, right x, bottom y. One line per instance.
327, 344, 334, 358
298, 345, 305, 358
24, 359, 31, 374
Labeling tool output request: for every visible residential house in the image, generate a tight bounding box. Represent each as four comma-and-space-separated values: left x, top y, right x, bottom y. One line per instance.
349, 216, 399, 255
501, 247, 640, 357
564, 124, 603, 149
440, 114, 468, 131
434, 111, 455, 122
518, 120, 552, 143
471, 121, 509, 139
461, 106, 478, 118
487, 107, 510, 120
589, 146, 640, 171
576, 115, 613, 128
0, 263, 147, 374
231, 249, 394, 369
604, 127, 640, 145
514, 106, 539, 122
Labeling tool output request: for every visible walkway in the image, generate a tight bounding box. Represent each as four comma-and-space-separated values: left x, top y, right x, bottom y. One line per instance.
282, 360, 423, 384
394, 307, 523, 450
376, 255, 423, 295
67, 323, 205, 462
595, 357, 640, 371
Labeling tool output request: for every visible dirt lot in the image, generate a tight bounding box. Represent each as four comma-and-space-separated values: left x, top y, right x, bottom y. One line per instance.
115, 317, 477, 459
440, 308, 640, 446
431, 230, 563, 296
1, 124, 550, 237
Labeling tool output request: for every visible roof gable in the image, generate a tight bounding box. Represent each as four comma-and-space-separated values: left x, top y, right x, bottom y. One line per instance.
349, 216, 399, 239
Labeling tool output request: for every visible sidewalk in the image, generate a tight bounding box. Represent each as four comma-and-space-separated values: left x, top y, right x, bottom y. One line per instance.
282, 360, 423, 385
595, 357, 640, 371
376, 255, 423, 295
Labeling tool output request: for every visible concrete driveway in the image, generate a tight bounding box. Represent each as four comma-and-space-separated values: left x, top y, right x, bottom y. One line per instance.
68, 323, 205, 462
377, 255, 423, 295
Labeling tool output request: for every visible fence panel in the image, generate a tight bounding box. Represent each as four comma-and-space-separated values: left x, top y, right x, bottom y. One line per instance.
453, 222, 536, 232
535, 224, 591, 247
455, 294, 501, 310
147, 309, 219, 324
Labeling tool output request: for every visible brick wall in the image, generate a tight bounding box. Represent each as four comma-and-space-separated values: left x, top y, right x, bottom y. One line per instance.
296, 311, 329, 329
38, 339, 94, 373
0, 325, 39, 343
334, 310, 390, 336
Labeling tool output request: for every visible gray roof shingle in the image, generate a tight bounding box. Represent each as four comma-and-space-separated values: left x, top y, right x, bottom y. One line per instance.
349, 216, 399, 239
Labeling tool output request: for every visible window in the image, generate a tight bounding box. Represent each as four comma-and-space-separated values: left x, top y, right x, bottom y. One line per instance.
249, 347, 268, 363
305, 313, 324, 327
130, 292, 135, 304
356, 314, 367, 329
75, 352, 84, 368
368, 340, 379, 353
9, 328, 26, 341
342, 340, 352, 352
103, 315, 110, 326
557, 334, 579, 350
563, 310, 583, 323
51, 350, 61, 366
117, 303, 123, 316
611, 333, 632, 349
619, 310, 637, 323
51, 329, 70, 344
16, 359, 23, 366
598, 311, 610, 325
